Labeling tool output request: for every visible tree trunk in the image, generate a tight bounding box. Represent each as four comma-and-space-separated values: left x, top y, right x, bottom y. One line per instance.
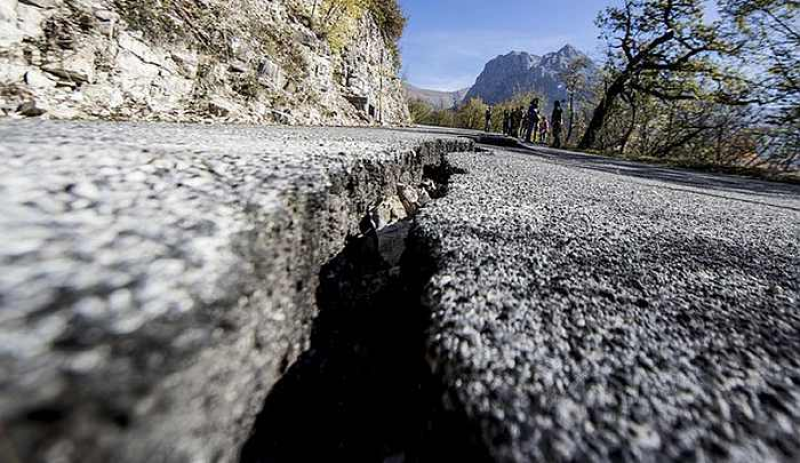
618, 97, 638, 154
566, 92, 575, 145
579, 76, 627, 150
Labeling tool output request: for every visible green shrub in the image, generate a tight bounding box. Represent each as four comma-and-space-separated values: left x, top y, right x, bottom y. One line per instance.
316, 0, 405, 54
366, 0, 406, 43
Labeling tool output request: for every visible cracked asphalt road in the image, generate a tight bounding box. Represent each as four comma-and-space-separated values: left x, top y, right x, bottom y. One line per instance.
416, 144, 800, 462
2, 120, 799, 462
0, 120, 470, 462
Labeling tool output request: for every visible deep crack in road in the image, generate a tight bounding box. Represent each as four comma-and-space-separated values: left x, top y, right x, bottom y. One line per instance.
1, 121, 799, 462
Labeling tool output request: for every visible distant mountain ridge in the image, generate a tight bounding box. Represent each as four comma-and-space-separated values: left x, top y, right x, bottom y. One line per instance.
404, 83, 470, 109
405, 45, 595, 110
465, 44, 596, 106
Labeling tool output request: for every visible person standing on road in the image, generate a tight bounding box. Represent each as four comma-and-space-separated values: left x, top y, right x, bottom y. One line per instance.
502, 109, 510, 136
521, 111, 529, 140
551, 100, 564, 148
513, 107, 523, 138
539, 117, 549, 145
485, 107, 493, 132
525, 99, 540, 144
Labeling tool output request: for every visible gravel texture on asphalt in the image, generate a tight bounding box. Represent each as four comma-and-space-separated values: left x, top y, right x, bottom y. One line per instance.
3, 119, 800, 463
415, 147, 800, 463
0, 120, 471, 463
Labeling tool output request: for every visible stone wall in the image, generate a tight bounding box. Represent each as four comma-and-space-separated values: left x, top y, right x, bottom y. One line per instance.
0, 0, 410, 125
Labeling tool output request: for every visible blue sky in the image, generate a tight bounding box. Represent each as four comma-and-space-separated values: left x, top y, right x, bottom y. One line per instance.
398, 0, 617, 91
398, 0, 722, 91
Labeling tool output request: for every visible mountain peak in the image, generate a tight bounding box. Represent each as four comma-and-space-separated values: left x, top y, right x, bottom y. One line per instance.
557, 44, 580, 55
464, 44, 596, 105
488, 51, 540, 71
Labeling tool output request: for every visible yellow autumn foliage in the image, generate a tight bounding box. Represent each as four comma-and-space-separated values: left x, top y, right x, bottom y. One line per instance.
314, 0, 405, 53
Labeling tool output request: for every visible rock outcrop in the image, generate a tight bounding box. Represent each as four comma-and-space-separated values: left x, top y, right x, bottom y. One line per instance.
464, 45, 595, 106
0, 0, 410, 125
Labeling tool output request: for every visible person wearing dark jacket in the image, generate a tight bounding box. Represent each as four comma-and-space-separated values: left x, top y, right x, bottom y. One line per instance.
551, 100, 564, 148
525, 99, 540, 143
513, 107, 523, 138
502, 109, 510, 136
485, 107, 492, 132
521, 111, 529, 140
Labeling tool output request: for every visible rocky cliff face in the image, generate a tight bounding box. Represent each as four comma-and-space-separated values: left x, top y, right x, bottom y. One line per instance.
0, 0, 409, 125
464, 45, 594, 106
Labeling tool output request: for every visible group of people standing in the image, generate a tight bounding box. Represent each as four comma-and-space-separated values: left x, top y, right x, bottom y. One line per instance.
485, 98, 564, 148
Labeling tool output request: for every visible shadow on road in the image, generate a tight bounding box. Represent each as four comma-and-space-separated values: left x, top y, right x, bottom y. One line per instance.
397, 127, 800, 211
503, 144, 800, 213
510, 144, 800, 198
239, 224, 489, 463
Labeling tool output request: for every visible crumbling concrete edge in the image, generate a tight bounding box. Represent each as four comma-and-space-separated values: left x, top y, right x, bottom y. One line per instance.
194, 137, 477, 460
21, 136, 476, 463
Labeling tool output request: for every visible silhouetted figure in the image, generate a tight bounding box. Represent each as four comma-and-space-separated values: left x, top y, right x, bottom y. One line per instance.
485, 107, 492, 132
502, 109, 510, 136
551, 100, 564, 148
512, 107, 523, 138
539, 117, 549, 145
525, 99, 540, 143
521, 112, 529, 140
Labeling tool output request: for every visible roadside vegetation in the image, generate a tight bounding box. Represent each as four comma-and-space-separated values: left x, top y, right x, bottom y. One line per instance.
410, 92, 547, 132
409, 0, 799, 181
312, 0, 405, 63
114, 0, 406, 68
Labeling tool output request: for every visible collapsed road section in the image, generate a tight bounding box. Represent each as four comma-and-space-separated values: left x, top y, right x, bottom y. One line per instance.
0, 120, 475, 463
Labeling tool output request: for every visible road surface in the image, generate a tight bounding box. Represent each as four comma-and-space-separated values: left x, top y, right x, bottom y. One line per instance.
417, 142, 800, 462
1, 121, 798, 462
0, 120, 471, 462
